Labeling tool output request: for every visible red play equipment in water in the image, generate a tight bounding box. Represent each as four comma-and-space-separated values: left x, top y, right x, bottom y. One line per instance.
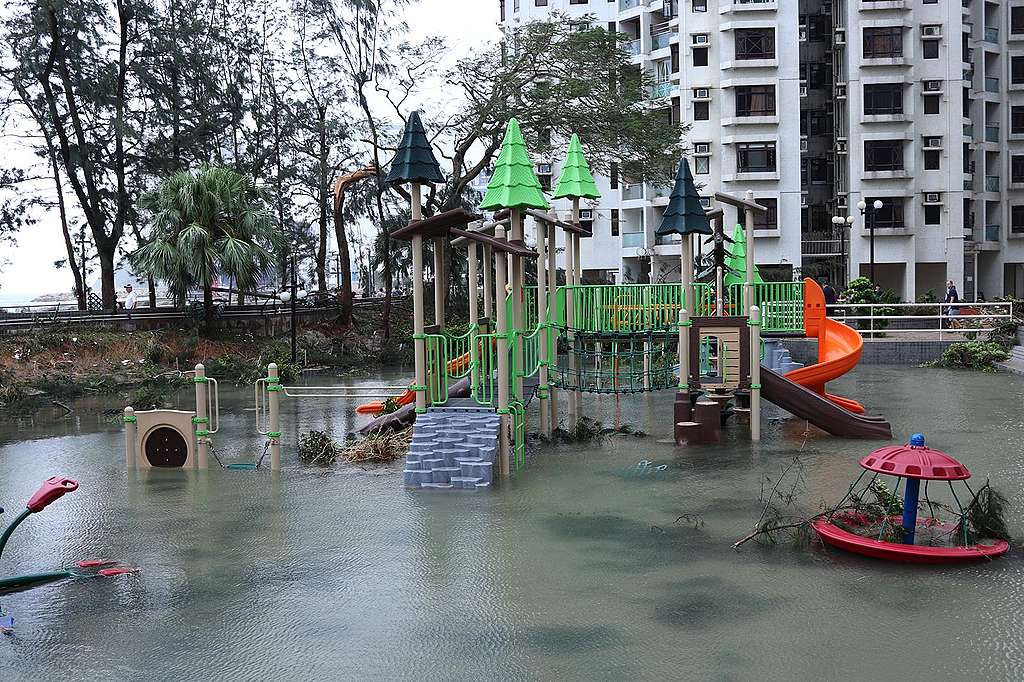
812, 435, 1010, 564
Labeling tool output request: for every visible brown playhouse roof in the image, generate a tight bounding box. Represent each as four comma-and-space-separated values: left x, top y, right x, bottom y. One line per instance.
390, 208, 481, 241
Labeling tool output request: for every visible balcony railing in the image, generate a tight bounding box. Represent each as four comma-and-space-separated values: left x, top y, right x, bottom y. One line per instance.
986, 224, 1000, 241
652, 32, 672, 51
964, 178, 974, 191
985, 175, 1000, 192
985, 124, 1000, 142
647, 183, 673, 199
650, 81, 673, 99
801, 231, 845, 256
964, 123, 974, 137
622, 184, 644, 200
655, 234, 681, 245
985, 76, 1000, 92
984, 26, 999, 42
620, 0, 642, 11
623, 38, 641, 56
622, 232, 645, 248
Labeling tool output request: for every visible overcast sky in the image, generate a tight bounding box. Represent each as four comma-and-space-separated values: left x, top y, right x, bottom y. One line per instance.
0, 0, 500, 299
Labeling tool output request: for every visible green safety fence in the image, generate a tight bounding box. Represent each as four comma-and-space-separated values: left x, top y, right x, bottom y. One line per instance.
471, 332, 498, 407
554, 284, 682, 333
424, 333, 449, 406
692, 282, 804, 333
513, 324, 544, 387
509, 400, 526, 471
550, 329, 678, 394
443, 325, 475, 380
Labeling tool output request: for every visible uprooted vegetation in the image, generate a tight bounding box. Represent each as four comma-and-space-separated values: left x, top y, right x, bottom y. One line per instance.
298, 429, 412, 466
532, 416, 648, 445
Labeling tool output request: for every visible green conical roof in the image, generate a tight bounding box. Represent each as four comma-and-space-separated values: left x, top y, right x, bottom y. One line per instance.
479, 118, 549, 210
552, 134, 600, 200
655, 158, 711, 236
385, 111, 444, 185
724, 224, 764, 286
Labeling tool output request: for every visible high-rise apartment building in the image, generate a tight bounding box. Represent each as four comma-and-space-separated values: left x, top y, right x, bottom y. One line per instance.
500, 0, 1024, 300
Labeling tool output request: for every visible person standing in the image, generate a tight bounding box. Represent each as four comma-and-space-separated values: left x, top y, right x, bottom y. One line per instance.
822, 279, 838, 306
123, 284, 138, 310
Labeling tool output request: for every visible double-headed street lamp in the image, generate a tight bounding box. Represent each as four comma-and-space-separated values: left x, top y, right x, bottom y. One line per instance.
857, 198, 884, 284
830, 213, 856, 285
280, 248, 308, 364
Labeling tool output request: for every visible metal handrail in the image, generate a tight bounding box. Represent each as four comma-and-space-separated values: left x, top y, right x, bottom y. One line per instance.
255, 379, 268, 435
826, 301, 1013, 340
280, 385, 408, 399
207, 378, 220, 434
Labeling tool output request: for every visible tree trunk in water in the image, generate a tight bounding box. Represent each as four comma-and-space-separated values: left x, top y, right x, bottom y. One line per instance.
334, 189, 354, 326
315, 106, 328, 293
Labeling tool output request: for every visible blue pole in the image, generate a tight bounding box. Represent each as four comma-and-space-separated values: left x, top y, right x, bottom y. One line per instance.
901, 477, 920, 545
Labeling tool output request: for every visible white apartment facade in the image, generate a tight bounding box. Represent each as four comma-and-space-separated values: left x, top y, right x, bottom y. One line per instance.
500, 0, 1024, 301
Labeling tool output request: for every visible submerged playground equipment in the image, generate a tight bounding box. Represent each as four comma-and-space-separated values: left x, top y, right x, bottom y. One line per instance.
812, 435, 1009, 563
353, 114, 891, 490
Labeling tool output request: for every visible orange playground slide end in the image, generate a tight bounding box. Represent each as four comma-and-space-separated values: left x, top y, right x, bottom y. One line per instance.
355, 351, 473, 416
783, 278, 867, 415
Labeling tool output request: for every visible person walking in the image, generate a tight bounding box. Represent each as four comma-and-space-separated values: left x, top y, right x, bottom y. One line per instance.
944, 279, 960, 328
123, 284, 138, 310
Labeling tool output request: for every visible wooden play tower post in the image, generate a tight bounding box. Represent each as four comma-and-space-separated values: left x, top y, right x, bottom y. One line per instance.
123, 407, 137, 468
478, 118, 549, 475
384, 111, 445, 415
194, 363, 209, 469
749, 304, 762, 441
267, 362, 281, 470
546, 216, 558, 430
553, 134, 600, 423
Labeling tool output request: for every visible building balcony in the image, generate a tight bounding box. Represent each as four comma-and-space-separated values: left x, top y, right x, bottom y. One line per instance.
652, 32, 673, 51
655, 234, 681, 245
964, 123, 974, 138
985, 224, 1000, 241
623, 38, 641, 56
647, 183, 673, 200
964, 177, 974, 191
984, 26, 999, 43
622, 232, 645, 248
985, 76, 999, 93
985, 124, 1000, 142
620, 0, 643, 10
985, 175, 1000, 192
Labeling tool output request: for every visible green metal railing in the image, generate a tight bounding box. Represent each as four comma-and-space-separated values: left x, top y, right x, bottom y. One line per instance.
471, 332, 498, 407
425, 333, 449, 406
692, 282, 804, 333
510, 400, 526, 471
443, 326, 475, 379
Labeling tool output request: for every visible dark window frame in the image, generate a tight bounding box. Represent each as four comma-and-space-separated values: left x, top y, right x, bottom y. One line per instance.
1012, 205, 1024, 233
867, 197, 904, 229
735, 85, 776, 117
863, 27, 903, 59
1012, 155, 1024, 184
864, 140, 904, 172
863, 83, 903, 115
735, 28, 775, 60
736, 142, 777, 173
752, 198, 778, 230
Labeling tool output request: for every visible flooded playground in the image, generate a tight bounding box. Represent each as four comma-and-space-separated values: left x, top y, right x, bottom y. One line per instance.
2, 366, 1024, 681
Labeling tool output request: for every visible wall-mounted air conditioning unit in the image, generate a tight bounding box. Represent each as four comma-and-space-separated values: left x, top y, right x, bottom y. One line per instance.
694, 142, 711, 154
699, 197, 712, 208
837, 196, 848, 209
537, 163, 552, 174
834, 28, 846, 45
924, 137, 942, 149
694, 88, 710, 99
692, 34, 709, 45
800, 139, 809, 152
800, 84, 808, 97
924, 192, 942, 204
924, 80, 942, 92
579, 209, 593, 220
835, 140, 848, 153
835, 84, 847, 99
921, 25, 942, 38
799, 27, 808, 42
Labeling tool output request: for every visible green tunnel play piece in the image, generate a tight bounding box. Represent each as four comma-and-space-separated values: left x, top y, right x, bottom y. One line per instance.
724, 224, 764, 286
553, 134, 600, 200
480, 118, 549, 210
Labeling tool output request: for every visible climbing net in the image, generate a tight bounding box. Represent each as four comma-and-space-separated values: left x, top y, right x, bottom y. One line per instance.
550, 328, 679, 394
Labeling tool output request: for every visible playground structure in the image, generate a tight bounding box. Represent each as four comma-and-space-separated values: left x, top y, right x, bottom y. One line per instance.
356, 115, 891, 489
811, 435, 1009, 563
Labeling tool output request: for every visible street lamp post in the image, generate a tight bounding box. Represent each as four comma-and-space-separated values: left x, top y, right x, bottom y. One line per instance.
280, 249, 308, 365
857, 198, 884, 283
831, 214, 856, 285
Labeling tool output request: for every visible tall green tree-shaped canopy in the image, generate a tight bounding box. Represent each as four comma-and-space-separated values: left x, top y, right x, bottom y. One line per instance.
656, 158, 711, 237
552, 134, 600, 200
724, 224, 764, 286
131, 166, 284, 321
479, 118, 549, 210
385, 110, 444, 185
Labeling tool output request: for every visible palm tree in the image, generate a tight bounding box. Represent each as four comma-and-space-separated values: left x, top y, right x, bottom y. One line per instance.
132, 166, 284, 322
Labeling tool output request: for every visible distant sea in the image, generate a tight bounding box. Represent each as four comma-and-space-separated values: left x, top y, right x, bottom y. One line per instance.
0, 292, 49, 307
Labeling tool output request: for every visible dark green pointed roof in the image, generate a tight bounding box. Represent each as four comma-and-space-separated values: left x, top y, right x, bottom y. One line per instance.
385, 111, 444, 185
479, 118, 549, 210
656, 158, 712, 237
553, 134, 600, 200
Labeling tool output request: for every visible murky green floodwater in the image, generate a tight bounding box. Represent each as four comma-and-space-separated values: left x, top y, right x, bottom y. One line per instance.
1, 366, 1024, 681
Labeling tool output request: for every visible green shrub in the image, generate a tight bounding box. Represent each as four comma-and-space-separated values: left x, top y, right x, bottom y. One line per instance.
926, 341, 1010, 372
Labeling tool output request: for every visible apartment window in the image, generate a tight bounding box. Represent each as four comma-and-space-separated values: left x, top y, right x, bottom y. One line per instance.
569, 0, 587, 4
863, 27, 903, 59
1013, 56, 1024, 85
1013, 156, 1024, 184
963, 144, 973, 174
924, 205, 941, 225
737, 142, 776, 173
735, 85, 776, 116
693, 0, 707, 12
500, 0, 505, 21
922, 40, 939, 60
863, 83, 903, 115
868, 198, 904, 229
735, 29, 775, 60
1013, 206, 1024, 233
693, 47, 708, 67
694, 156, 710, 174
1014, 106, 1024, 135
864, 140, 904, 171
539, 174, 552, 191
536, 0, 548, 5
963, 88, 972, 118
924, 150, 941, 170
1013, 7, 1024, 34
514, 0, 519, 11
610, 162, 619, 190
924, 95, 940, 115
694, 100, 710, 120
752, 198, 778, 230
611, 209, 620, 237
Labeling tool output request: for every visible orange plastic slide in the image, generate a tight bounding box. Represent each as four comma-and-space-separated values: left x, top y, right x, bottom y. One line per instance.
355, 351, 473, 416
783, 278, 867, 414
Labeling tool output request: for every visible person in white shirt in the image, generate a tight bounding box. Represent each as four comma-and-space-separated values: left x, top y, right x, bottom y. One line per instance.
124, 284, 138, 310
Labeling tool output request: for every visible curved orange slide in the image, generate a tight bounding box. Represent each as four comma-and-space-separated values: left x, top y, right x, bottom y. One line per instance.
783, 278, 867, 414
355, 351, 473, 416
